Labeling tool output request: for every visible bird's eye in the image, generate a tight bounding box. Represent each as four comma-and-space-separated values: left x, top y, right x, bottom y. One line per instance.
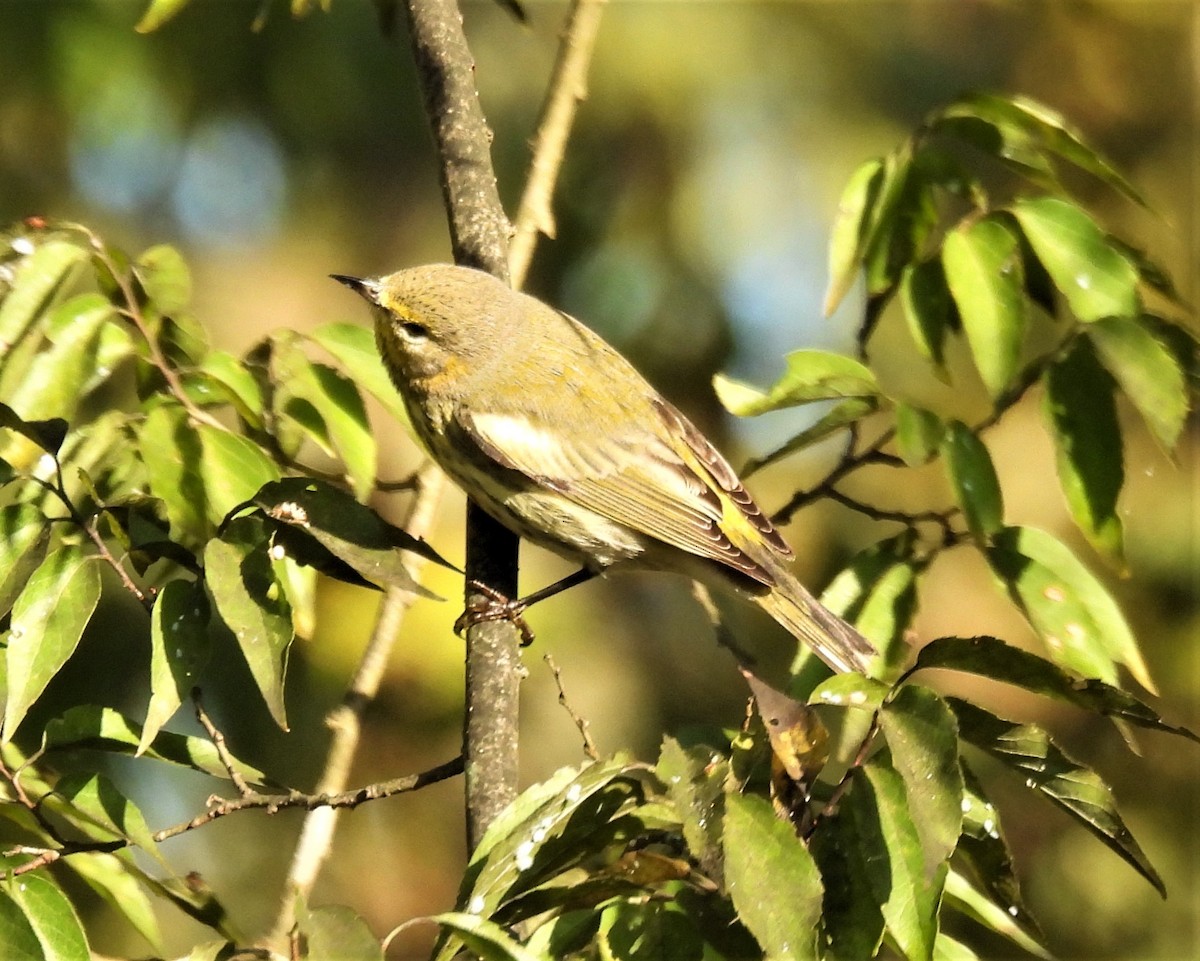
399, 321, 428, 341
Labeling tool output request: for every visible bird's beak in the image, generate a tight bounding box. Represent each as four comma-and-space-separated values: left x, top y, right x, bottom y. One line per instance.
331, 274, 381, 304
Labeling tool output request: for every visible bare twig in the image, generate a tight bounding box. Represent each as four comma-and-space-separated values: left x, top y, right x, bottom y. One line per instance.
544, 653, 599, 760
508, 0, 607, 286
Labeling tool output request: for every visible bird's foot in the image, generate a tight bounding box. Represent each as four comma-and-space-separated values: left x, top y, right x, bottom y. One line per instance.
454, 580, 535, 646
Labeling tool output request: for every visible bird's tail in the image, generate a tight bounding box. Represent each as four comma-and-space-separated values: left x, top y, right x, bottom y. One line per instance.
755, 568, 877, 674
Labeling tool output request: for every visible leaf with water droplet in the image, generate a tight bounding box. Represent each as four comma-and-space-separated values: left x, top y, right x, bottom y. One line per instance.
142, 579, 211, 753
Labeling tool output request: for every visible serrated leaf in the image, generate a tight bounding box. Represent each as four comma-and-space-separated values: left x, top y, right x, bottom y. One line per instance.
0, 240, 88, 356
4, 546, 101, 739
43, 705, 271, 785
825, 157, 884, 316
295, 903, 383, 961
949, 697, 1165, 897
0, 872, 89, 961
1042, 338, 1125, 565
714, 351, 878, 417
879, 686, 963, 877
858, 758, 945, 961
901, 258, 956, 377
985, 525, 1154, 692
1011, 197, 1138, 323
309, 321, 412, 426
941, 421, 1003, 543
204, 517, 292, 729
895, 403, 943, 467
911, 636, 1196, 741
942, 216, 1026, 399
741, 396, 878, 477
1089, 315, 1189, 448
142, 579, 211, 752
135, 0, 193, 32
250, 477, 452, 592
63, 853, 164, 953
723, 792, 822, 960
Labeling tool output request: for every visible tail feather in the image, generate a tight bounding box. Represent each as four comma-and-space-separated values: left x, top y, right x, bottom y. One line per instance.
756, 570, 877, 674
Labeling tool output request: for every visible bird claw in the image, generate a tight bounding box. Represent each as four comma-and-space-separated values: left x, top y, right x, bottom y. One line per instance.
454, 580, 536, 646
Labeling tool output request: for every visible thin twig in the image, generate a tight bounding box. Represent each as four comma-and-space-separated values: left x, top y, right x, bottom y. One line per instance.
770, 427, 897, 526
193, 689, 254, 798
508, 0, 607, 287
544, 654, 599, 760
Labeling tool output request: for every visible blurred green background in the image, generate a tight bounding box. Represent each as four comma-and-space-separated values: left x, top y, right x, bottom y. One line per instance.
1, 1, 1196, 958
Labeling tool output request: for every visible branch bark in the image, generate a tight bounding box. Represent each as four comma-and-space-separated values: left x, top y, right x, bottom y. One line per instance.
403, 0, 523, 852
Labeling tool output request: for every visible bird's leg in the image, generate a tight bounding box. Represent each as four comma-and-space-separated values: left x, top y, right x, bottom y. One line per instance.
454, 568, 598, 646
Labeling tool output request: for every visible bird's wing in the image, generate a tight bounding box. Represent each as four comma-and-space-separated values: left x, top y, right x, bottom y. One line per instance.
454, 402, 786, 586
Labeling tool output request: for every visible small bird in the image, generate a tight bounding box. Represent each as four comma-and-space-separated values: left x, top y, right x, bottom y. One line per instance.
334, 265, 876, 674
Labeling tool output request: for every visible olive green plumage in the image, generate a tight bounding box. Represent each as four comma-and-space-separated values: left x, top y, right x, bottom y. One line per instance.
339, 264, 875, 674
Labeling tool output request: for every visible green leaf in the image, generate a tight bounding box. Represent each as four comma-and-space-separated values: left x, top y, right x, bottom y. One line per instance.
985, 525, 1154, 692
900, 258, 956, 377
824, 157, 884, 316
43, 705, 272, 785
895, 403, 943, 467
597, 900, 703, 961
249, 477, 452, 593
1011, 197, 1138, 322
942, 216, 1026, 399
1042, 338, 1125, 565
5, 294, 115, 421
858, 758, 946, 961
135, 0, 193, 32
198, 426, 280, 527
295, 903, 383, 961
714, 351, 878, 417
879, 686, 963, 877
0, 872, 90, 961
816, 534, 921, 672
910, 636, 1196, 741
48, 772, 161, 857
429, 914, 539, 961
740, 397, 878, 477
4, 546, 102, 739
952, 763, 1046, 955
860, 144, 923, 297
942, 871, 1051, 960
723, 792, 822, 960
142, 579, 211, 752
139, 403, 207, 543
0, 240, 87, 357
809, 673, 891, 714
0, 402, 69, 456
946, 93, 1145, 203
656, 737, 725, 881
949, 697, 1165, 897
204, 517, 293, 729
940, 421, 1003, 542
810, 797, 885, 960
198, 351, 266, 426
63, 853, 164, 954
134, 244, 191, 315
1089, 315, 1189, 448
0, 503, 51, 619
309, 322, 412, 427
933, 934, 982, 961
